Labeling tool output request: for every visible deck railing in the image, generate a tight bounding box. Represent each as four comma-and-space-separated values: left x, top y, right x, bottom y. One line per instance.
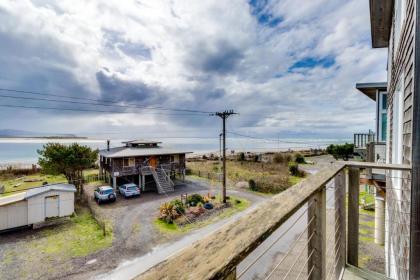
135, 161, 411, 280
354, 133, 375, 149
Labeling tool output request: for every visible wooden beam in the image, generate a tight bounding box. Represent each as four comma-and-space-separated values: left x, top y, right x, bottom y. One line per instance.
308, 188, 326, 280
335, 170, 346, 278
347, 167, 360, 266
341, 161, 411, 171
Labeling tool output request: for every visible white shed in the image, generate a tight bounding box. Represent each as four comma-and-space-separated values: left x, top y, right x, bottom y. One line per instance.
0, 184, 76, 231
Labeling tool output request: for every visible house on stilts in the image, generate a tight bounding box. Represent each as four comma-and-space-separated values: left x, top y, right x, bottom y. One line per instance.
99, 140, 191, 194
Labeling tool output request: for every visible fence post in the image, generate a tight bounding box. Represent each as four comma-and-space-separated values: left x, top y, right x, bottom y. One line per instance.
334, 170, 346, 278
308, 187, 326, 280
347, 167, 360, 267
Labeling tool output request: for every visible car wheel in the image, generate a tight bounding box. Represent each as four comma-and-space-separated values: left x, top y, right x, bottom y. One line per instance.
108, 193, 116, 202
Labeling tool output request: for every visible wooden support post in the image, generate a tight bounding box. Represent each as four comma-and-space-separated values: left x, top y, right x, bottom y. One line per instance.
308, 187, 326, 280
112, 176, 117, 190
334, 170, 346, 278
347, 167, 360, 267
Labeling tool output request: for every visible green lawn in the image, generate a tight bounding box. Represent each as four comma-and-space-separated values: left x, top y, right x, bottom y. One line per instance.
1, 173, 67, 196
154, 195, 250, 234
29, 207, 113, 258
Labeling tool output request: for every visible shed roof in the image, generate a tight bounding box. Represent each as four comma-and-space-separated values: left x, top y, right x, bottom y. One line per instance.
369, 0, 393, 48
99, 146, 192, 158
0, 192, 26, 207
356, 82, 387, 101
0, 184, 76, 206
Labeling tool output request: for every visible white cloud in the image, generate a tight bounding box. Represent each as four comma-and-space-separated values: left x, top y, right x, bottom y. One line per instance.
0, 0, 387, 140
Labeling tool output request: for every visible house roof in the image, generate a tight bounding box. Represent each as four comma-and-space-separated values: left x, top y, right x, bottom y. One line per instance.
121, 139, 162, 145
99, 146, 193, 158
369, 0, 393, 48
0, 184, 76, 206
356, 82, 387, 101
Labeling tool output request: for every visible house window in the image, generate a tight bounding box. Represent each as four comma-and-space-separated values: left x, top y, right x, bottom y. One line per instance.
378, 92, 388, 142
394, 0, 406, 54
123, 158, 135, 167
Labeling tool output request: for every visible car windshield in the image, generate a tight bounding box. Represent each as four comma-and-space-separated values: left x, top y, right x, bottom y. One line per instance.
127, 186, 137, 191
102, 189, 113, 194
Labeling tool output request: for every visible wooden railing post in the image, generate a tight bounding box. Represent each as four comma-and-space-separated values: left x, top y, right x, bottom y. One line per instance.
308, 187, 326, 280
334, 170, 346, 278
347, 167, 360, 267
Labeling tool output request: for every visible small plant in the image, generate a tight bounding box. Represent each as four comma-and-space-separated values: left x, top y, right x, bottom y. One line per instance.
187, 193, 205, 206
159, 202, 179, 224
295, 153, 305, 164
238, 152, 245, 161
170, 199, 185, 214
197, 202, 203, 208
289, 163, 300, 176
249, 179, 257, 191
235, 199, 241, 204
273, 153, 285, 164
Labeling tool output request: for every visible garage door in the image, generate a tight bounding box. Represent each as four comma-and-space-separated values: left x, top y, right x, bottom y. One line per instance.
0, 201, 28, 231
45, 196, 59, 218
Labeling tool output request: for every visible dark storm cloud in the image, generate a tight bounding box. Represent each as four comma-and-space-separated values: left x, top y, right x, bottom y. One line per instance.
96, 69, 162, 104
188, 40, 244, 75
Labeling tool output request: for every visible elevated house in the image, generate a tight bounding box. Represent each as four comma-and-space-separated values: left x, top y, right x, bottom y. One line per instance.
99, 140, 191, 194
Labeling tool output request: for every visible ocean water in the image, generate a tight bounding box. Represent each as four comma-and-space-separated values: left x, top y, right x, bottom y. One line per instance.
0, 137, 348, 165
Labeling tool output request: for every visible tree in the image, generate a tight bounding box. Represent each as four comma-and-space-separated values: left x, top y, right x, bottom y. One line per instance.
326, 143, 354, 160
38, 143, 98, 195
238, 152, 245, 161
294, 153, 305, 164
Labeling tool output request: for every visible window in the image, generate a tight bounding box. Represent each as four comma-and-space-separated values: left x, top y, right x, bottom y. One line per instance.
381, 113, 387, 141
382, 93, 387, 110
123, 158, 136, 167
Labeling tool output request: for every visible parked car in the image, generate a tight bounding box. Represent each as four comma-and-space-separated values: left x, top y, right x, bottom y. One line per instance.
119, 183, 141, 198
94, 186, 116, 204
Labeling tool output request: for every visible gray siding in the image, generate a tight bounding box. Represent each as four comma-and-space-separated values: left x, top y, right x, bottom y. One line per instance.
386, 0, 415, 279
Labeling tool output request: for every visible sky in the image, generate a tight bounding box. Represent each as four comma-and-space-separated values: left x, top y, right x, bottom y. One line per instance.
0, 0, 388, 141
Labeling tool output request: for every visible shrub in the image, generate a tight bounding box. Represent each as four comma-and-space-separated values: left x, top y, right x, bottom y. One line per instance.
273, 153, 285, 164
185, 168, 192, 175
238, 152, 245, 161
187, 193, 204, 206
170, 199, 185, 214
248, 179, 257, 191
326, 143, 354, 160
295, 153, 305, 164
289, 163, 305, 177
248, 176, 288, 194
159, 202, 179, 224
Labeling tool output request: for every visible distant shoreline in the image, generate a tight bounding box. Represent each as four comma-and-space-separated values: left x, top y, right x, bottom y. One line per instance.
0, 136, 88, 140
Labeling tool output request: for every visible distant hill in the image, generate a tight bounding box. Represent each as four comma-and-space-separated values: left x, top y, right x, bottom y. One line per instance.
0, 129, 84, 138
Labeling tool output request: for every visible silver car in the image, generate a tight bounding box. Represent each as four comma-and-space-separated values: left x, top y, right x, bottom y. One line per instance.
119, 183, 141, 198
94, 186, 116, 204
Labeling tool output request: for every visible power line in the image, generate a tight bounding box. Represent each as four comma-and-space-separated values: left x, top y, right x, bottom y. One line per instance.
0, 87, 213, 114
0, 103, 210, 116
226, 131, 314, 144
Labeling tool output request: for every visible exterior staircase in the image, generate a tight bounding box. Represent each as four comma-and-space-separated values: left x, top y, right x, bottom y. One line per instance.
140, 165, 174, 194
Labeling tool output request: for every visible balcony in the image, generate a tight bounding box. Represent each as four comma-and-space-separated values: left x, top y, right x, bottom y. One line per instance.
134, 161, 411, 280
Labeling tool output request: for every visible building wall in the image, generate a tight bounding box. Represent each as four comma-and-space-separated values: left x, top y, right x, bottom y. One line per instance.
27, 191, 75, 224
0, 201, 28, 231
385, 0, 415, 278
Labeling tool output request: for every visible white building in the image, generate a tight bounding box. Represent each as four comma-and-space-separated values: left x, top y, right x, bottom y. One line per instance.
0, 184, 76, 231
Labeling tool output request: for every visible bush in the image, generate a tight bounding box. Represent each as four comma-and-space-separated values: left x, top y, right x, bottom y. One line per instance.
273, 153, 285, 164
326, 143, 354, 160
295, 153, 305, 164
289, 163, 305, 177
248, 176, 289, 194
170, 199, 185, 214
238, 152, 245, 161
248, 179, 257, 191
159, 202, 179, 223
187, 193, 204, 206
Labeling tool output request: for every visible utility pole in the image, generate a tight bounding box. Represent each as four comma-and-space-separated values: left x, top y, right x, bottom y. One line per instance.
219, 133, 222, 180
212, 110, 237, 203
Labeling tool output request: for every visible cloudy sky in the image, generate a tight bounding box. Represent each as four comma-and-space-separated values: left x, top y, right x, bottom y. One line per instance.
0, 0, 387, 141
